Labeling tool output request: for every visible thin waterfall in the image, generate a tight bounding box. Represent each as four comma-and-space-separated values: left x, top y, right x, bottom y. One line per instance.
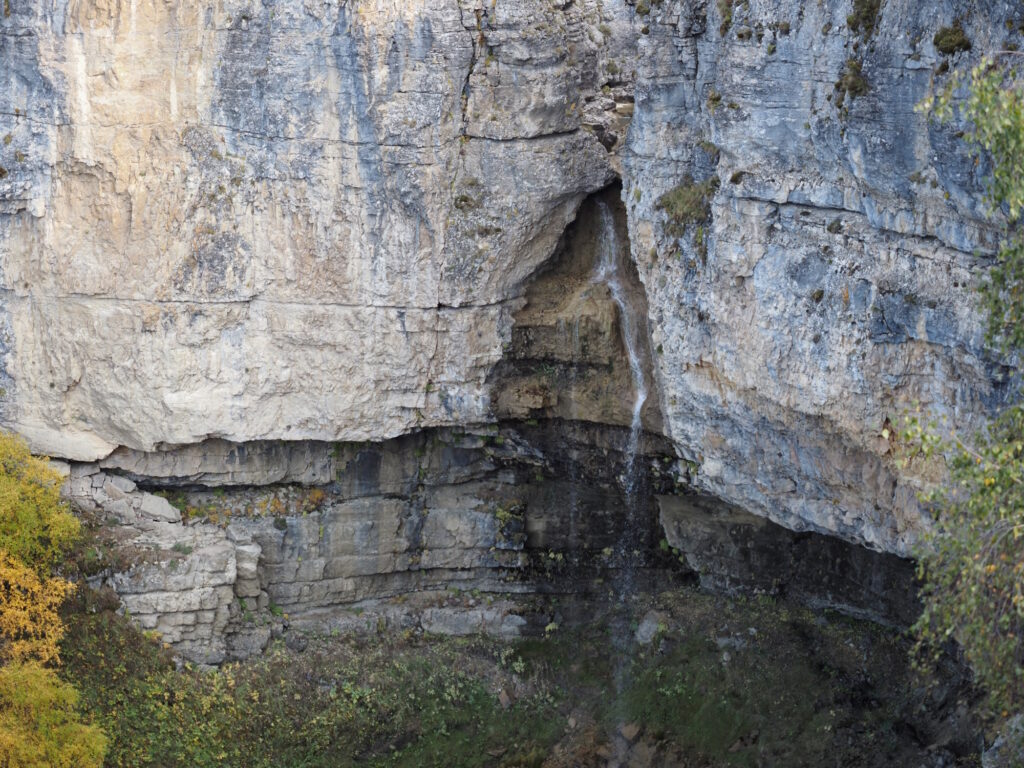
592, 200, 648, 501
560, 316, 583, 560
591, 199, 650, 763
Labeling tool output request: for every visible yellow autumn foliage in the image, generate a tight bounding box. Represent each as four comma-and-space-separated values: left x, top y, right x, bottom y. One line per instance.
0, 662, 106, 768
0, 432, 79, 574
0, 550, 73, 665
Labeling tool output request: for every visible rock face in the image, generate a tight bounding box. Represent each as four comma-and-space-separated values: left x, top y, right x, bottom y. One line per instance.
0, 0, 623, 460
623, 0, 1019, 555
69, 423, 682, 662
1, 0, 1019, 655
69, 420, 917, 663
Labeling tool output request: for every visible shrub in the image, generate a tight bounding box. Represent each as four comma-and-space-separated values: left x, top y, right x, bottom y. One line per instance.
0, 551, 73, 665
934, 23, 971, 56
716, 0, 733, 35
0, 432, 79, 574
656, 176, 720, 237
910, 57, 1024, 735
834, 59, 869, 107
0, 662, 106, 768
846, 0, 881, 39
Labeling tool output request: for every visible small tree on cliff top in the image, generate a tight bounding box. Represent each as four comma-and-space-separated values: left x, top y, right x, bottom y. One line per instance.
908, 57, 1024, 726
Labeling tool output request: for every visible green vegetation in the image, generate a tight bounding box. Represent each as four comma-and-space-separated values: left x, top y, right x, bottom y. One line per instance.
934, 23, 971, 56
655, 175, 720, 237
512, 591, 955, 767
716, 0, 733, 35
453, 194, 478, 211
0, 432, 79, 574
0, 662, 107, 767
635, 0, 662, 17
907, 58, 1024, 735
0, 431, 106, 766
846, 0, 881, 39
61, 606, 561, 768
57, 585, 961, 767
834, 58, 870, 107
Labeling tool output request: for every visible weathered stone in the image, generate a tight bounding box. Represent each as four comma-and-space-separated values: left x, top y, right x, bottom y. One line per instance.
102, 478, 127, 501
420, 606, 527, 639
137, 494, 182, 524
2, 0, 1011, 559
983, 716, 1024, 768
48, 460, 71, 478
104, 498, 133, 521
106, 474, 137, 494
0, 0, 618, 463
634, 611, 666, 646
658, 493, 920, 626
234, 544, 261, 583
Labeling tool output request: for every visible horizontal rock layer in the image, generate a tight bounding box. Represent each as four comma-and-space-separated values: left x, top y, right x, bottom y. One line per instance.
68, 423, 916, 662
2, 0, 1019, 560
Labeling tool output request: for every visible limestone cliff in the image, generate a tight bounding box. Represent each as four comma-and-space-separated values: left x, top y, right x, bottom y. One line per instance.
1, 0, 1017, 575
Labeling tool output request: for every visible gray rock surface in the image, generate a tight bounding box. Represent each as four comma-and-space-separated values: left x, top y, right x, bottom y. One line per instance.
983, 715, 1024, 768
3, 2, 1018, 600
623, 0, 1017, 554
0, 0, 623, 461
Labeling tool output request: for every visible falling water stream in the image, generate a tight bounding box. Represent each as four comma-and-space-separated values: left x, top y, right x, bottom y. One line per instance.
590, 200, 650, 761
592, 200, 648, 517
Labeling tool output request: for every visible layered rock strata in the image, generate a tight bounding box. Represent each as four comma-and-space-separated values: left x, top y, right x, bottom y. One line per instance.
2, 0, 1021, 660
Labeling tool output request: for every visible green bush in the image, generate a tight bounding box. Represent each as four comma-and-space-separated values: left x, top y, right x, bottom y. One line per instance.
934, 23, 971, 56
846, 0, 881, 38
910, 57, 1024, 734
0, 432, 79, 574
655, 175, 720, 237
0, 662, 106, 768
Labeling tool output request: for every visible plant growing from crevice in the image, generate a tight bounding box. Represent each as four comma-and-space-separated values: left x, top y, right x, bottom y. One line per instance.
933, 22, 971, 56
834, 59, 870, 108
847, 0, 881, 39
655, 175, 720, 237
716, 0, 733, 35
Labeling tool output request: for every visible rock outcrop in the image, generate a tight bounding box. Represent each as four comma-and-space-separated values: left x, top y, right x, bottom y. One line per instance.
2, 0, 1020, 658
624, 0, 1016, 555
0, 0, 624, 460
